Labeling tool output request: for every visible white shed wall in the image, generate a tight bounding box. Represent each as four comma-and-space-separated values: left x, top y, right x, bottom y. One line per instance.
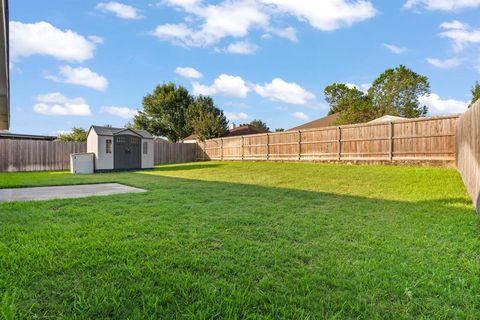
96, 135, 114, 170
142, 139, 154, 168
86, 130, 100, 169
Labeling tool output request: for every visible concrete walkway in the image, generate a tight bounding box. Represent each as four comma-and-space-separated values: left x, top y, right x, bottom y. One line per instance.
0, 183, 146, 203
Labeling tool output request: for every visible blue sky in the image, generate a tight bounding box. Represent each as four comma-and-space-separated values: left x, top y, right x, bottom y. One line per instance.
9, 0, 480, 135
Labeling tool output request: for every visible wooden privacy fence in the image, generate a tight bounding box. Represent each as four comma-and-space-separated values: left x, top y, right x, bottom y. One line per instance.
456, 100, 480, 214
0, 140, 86, 172
154, 141, 196, 164
197, 115, 459, 164
0, 140, 197, 172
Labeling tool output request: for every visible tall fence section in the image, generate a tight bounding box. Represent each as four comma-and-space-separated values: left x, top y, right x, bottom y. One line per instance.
154, 141, 196, 164
456, 101, 480, 214
198, 115, 458, 164
0, 140, 196, 172
0, 140, 86, 172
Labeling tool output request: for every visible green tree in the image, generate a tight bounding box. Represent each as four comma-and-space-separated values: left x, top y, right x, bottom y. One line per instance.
324, 83, 375, 125
368, 65, 430, 118
250, 119, 269, 131
335, 95, 374, 125
470, 81, 480, 107
133, 83, 194, 142
324, 66, 431, 125
324, 83, 366, 115
275, 128, 285, 132
188, 96, 228, 141
57, 127, 88, 142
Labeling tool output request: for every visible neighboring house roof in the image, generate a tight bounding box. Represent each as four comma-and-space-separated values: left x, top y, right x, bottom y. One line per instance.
154, 137, 169, 143
182, 134, 200, 141
0, 132, 56, 141
288, 113, 340, 131
226, 124, 269, 137
89, 125, 154, 139
0, 0, 9, 131
368, 115, 407, 124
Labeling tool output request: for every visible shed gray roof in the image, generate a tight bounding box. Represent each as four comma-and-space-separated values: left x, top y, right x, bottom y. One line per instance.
89, 125, 154, 139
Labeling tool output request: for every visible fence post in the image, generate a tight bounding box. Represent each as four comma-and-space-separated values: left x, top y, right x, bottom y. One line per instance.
203, 141, 206, 161
389, 122, 394, 161
220, 138, 224, 161
241, 136, 244, 160
337, 126, 342, 161
266, 133, 270, 161
298, 130, 302, 161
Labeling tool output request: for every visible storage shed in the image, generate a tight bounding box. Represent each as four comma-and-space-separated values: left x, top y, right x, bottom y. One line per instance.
87, 125, 154, 171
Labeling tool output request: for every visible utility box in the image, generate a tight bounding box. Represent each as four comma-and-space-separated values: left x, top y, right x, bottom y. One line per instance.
70, 153, 94, 174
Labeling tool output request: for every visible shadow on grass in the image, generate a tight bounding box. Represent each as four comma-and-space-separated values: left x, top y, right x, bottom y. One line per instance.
0, 172, 479, 319
153, 162, 224, 171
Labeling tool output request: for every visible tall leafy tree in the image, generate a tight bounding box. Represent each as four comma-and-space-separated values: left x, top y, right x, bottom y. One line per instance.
57, 127, 87, 142
368, 65, 430, 118
335, 95, 374, 125
250, 119, 269, 131
324, 83, 366, 115
188, 96, 228, 141
324, 83, 375, 125
470, 81, 480, 107
133, 83, 194, 142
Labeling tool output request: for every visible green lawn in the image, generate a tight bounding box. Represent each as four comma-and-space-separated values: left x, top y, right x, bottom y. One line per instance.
0, 162, 479, 319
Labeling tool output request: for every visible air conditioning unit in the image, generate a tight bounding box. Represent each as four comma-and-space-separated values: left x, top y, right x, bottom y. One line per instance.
70, 153, 94, 174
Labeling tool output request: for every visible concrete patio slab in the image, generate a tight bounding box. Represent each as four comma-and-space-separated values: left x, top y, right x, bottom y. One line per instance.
0, 183, 146, 203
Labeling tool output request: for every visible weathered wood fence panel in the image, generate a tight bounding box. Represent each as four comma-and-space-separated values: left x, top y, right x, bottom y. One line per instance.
197, 115, 459, 164
153, 141, 196, 164
456, 101, 480, 214
0, 140, 86, 172
0, 140, 197, 172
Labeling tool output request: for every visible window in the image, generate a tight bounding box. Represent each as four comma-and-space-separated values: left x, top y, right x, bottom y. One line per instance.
143, 141, 148, 154
131, 137, 140, 144
106, 139, 112, 154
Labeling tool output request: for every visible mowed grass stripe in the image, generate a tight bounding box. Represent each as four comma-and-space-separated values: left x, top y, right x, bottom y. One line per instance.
0, 162, 478, 319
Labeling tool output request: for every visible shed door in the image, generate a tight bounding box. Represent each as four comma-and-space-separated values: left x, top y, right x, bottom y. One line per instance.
114, 135, 141, 170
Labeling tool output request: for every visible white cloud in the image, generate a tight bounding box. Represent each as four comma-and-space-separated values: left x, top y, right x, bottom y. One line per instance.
45, 66, 108, 91
192, 74, 250, 98
404, 0, 480, 11
419, 93, 469, 115
153, 0, 376, 48
426, 57, 461, 68
96, 2, 143, 19
264, 26, 298, 42
383, 43, 408, 54
10, 21, 99, 62
439, 20, 480, 52
292, 111, 309, 120
153, 1, 268, 47
175, 66, 203, 79
33, 93, 91, 116
88, 35, 104, 44
224, 41, 259, 55
225, 112, 250, 121
440, 20, 468, 30
259, 0, 377, 31
255, 78, 315, 105
345, 83, 371, 93
55, 130, 73, 136
100, 106, 137, 119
